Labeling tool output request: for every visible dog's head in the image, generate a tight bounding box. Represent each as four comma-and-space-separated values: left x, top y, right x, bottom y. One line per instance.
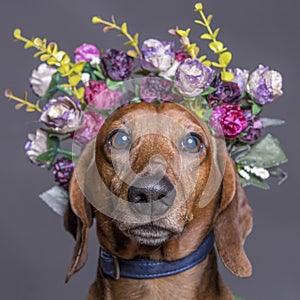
65, 102, 252, 281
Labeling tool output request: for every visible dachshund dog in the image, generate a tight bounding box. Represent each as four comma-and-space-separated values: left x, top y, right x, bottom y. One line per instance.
64, 102, 253, 300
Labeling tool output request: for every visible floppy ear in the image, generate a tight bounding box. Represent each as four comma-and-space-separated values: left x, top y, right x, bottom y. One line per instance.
214, 154, 253, 278
64, 141, 95, 282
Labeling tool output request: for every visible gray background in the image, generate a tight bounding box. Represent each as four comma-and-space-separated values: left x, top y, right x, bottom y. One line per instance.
0, 0, 298, 299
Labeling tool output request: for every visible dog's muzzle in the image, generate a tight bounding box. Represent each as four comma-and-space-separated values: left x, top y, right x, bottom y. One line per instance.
128, 175, 176, 217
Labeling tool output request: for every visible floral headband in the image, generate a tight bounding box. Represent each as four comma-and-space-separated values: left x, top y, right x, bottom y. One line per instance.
4, 2, 287, 215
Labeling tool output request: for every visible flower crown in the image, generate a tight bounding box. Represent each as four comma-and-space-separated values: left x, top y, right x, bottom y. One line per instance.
5, 3, 287, 215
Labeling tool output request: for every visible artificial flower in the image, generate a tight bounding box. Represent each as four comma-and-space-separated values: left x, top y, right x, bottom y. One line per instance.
89, 88, 122, 110
25, 128, 49, 166
207, 78, 241, 106
52, 157, 75, 190
140, 39, 175, 72
241, 110, 263, 142
140, 76, 174, 102
73, 110, 105, 146
101, 48, 134, 81
230, 68, 249, 92
40, 96, 82, 134
210, 104, 247, 139
74, 43, 100, 63
29, 63, 57, 97
174, 58, 214, 97
247, 65, 283, 105
84, 81, 107, 104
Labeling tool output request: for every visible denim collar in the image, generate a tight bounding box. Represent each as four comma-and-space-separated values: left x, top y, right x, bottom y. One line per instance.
99, 232, 214, 280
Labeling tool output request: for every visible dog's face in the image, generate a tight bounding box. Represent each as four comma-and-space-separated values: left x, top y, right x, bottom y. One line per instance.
65, 101, 252, 282
94, 102, 215, 246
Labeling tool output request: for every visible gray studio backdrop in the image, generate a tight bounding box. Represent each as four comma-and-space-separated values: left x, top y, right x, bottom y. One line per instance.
0, 0, 299, 299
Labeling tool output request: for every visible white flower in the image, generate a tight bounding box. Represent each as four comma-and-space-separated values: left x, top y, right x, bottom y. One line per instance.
90, 56, 101, 67
25, 129, 49, 166
229, 68, 249, 92
159, 60, 180, 79
81, 73, 90, 84
244, 165, 270, 180
239, 169, 250, 180
29, 63, 57, 97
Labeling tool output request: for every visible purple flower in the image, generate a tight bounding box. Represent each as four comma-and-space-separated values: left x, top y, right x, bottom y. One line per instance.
140, 39, 175, 72
73, 110, 105, 146
229, 68, 249, 92
40, 96, 82, 134
210, 104, 247, 139
247, 65, 283, 105
29, 63, 57, 97
25, 128, 49, 166
140, 76, 181, 102
74, 43, 100, 63
241, 109, 263, 142
101, 49, 134, 81
52, 157, 75, 190
207, 79, 241, 106
174, 58, 214, 97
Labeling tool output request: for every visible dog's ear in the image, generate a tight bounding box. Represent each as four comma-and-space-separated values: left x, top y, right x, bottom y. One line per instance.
214, 154, 253, 278
64, 141, 95, 282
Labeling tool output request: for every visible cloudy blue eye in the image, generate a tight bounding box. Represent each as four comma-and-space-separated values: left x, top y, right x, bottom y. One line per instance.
110, 130, 131, 150
181, 133, 204, 154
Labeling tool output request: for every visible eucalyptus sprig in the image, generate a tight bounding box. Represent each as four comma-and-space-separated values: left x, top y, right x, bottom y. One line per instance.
13, 29, 86, 102
194, 3, 233, 81
92, 16, 140, 58
4, 89, 41, 112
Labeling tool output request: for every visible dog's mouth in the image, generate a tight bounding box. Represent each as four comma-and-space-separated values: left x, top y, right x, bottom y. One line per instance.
128, 224, 174, 246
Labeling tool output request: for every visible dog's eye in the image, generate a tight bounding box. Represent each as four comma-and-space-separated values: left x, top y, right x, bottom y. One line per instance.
110, 130, 131, 150
181, 133, 204, 154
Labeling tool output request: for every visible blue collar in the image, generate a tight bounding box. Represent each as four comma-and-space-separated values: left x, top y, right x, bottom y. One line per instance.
99, 232, 214, 280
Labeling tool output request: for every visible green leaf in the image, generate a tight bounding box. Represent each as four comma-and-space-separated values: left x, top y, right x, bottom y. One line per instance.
240, 172, 270, 190
252, 101, 263, 116
36, 151, 53, 163
236, 134, 288, 168
200, 86, 216, 96
106, 78, 124, 90
93, 70, 105, 80
47, 135, 59, 152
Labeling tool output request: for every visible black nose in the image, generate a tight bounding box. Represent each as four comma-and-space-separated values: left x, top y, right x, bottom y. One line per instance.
128, 176, 176, 216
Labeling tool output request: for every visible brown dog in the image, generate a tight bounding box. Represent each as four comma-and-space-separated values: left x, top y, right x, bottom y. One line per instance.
64, 102, 252, 300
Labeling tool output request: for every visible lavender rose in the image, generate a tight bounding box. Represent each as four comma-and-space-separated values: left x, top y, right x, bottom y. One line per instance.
25, 128, 49, 166
40, 96, 82, 134
174, 58, 214, 97
229, 68, 249, 92
73, 110, 105, 146
74, 43, 100, 63
101, 49, 134, 81
140, 39, 175, 72
52, 157, 75, 190
29, 63, 57, 97
247, 65, 283, 105
210, 104, 247, 139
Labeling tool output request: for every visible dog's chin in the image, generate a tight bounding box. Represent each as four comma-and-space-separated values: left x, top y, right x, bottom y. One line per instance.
128, 225, 174, 247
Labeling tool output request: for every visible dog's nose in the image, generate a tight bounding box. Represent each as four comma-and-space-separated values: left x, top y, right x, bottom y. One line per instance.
128, 176, 176, 216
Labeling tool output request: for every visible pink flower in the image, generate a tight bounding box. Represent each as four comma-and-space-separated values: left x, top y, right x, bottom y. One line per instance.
89, 89, 122, 110
73, 110, 105, 146
210, 104, 247, 139
74, 43, 100, 63
85, 81, 107, 104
